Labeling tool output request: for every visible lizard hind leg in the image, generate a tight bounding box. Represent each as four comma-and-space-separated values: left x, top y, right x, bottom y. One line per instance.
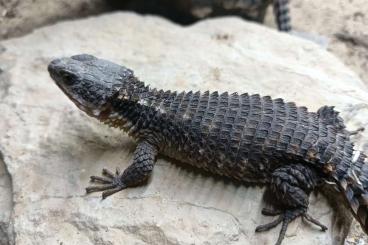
255, 164, 327, 245
86, 141, 158, 199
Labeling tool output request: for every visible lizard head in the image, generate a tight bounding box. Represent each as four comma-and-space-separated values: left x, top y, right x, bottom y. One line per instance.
48, 54, 136, 118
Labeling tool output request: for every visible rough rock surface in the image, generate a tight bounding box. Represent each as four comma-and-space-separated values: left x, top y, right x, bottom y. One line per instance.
0, 0, 109, 39
0, 12, 368, 245
2, 0, 368, 89
0, 157, 12, 245
265, 0, 368, 86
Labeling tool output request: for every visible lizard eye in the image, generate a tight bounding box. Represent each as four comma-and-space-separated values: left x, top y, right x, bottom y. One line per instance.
62, 71, 77, 85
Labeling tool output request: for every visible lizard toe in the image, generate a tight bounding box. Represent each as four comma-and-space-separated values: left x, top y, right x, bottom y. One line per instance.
90, 175, 113, 184
102, 168, 115, 179
256, 208, 327, 245
261, 207, 283, 216
86, 168, 126, 198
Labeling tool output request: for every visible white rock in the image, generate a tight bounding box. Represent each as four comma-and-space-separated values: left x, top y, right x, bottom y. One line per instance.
0, 157, 13, 245
0, 12, 367, 245
0, 0, 108, 39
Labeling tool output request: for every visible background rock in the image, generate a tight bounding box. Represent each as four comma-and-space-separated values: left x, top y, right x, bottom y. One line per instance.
265, 0, 368, 86
0, 0, 274, 40
0, 0, 109, 39
0, 12, 368, 244
2, 0, 368, 90
0, 0, 279, 41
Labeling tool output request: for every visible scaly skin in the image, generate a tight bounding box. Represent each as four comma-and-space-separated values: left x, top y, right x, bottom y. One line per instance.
273, 0, 291, 31
48, 54, 367, 245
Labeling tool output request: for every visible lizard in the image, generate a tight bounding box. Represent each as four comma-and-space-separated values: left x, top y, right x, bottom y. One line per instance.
48, 54, 367, 245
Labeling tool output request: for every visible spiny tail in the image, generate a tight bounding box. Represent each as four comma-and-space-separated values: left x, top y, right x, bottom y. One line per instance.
273, 0, 291, 32
334, 150, 368, 233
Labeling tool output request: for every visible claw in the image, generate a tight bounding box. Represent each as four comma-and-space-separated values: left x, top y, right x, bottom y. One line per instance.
90, 176, 113, 184
349, 127, 365, 136
276, 217, 290, 245
261, 208, 282, 216
255, 216, 283, 232
102, 168, 115, 178
116, 167, 121, 176
355, 127, 365, 133
256, 208, 327, 245
256, 212, 291, 245
86, 168, 126, 198
303, 213, 328, 231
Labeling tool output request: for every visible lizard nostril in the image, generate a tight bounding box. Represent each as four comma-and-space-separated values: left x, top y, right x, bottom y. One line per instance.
48, 58, 61, 74
48, 58, 78, 86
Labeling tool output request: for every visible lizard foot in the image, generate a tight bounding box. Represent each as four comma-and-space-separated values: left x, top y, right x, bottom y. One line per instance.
86, 168, 126, 199
255, 208, 327, 245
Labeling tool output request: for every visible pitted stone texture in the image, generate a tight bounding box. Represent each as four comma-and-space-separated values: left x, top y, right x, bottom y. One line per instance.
0, 158, 12, 245
0, 0, 109, 40
265, 0, 368, 86
0, 13, 367, 245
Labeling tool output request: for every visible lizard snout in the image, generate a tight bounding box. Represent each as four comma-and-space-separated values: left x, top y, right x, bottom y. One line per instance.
48, 58, 68, 78
48, 58, 79, 87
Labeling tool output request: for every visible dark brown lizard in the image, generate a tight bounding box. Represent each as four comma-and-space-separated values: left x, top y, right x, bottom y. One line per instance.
48, 54, 367, 245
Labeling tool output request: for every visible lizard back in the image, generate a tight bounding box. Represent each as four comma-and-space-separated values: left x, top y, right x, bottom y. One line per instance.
106, 87, 351, 184
111, 87, 368, 232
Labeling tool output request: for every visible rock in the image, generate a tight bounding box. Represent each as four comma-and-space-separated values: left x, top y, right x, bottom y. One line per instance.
0, 157, 12, 245
0, 12, 367, 245
0, 0, 109, 40
265, 0, 368, 86
0, 0, 276, 41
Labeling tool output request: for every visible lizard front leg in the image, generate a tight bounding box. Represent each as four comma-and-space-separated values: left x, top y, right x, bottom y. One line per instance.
86, 140, 158, 199
256, 164, 327, 245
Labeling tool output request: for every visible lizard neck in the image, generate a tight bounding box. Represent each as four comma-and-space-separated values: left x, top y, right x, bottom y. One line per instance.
97, 82, 175, 141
